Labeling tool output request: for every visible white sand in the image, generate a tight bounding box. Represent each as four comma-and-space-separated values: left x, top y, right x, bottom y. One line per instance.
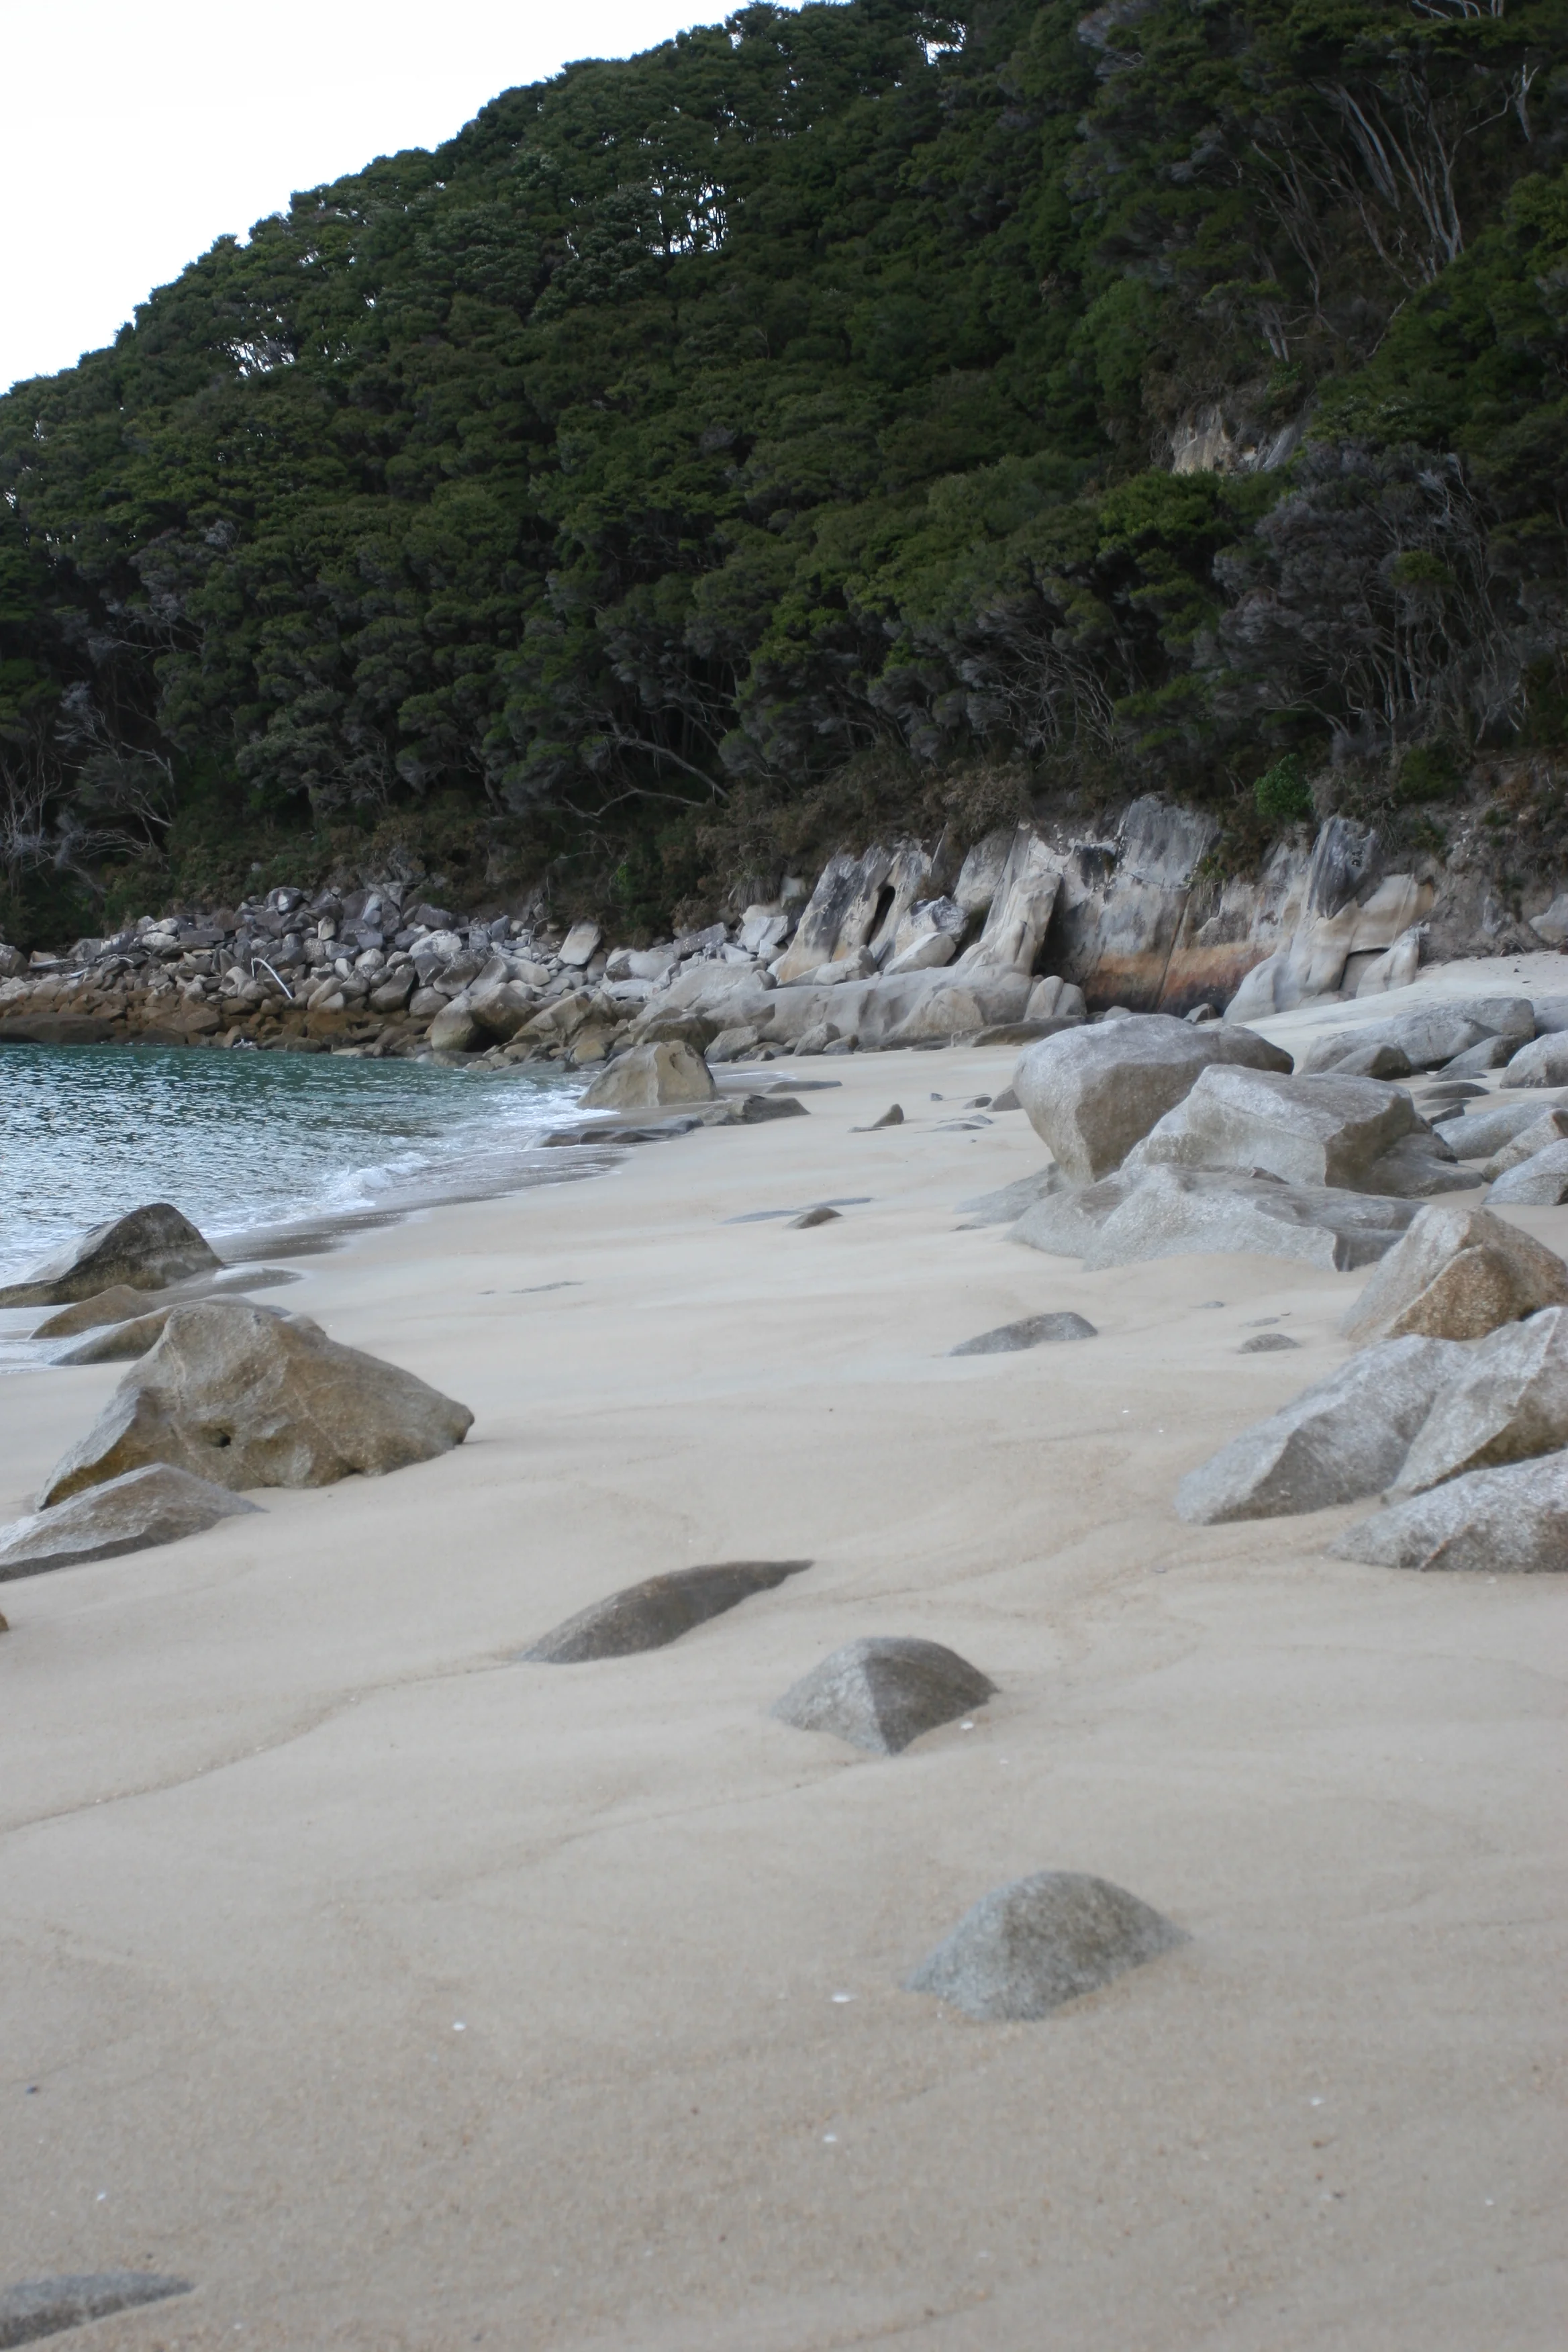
1, 1031, 1564, 2349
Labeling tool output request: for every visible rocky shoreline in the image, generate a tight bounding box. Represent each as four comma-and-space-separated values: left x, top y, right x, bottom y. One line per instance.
5, 794, 1561, 1073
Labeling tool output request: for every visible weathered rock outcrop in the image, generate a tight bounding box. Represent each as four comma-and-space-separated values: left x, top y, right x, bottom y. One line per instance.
1394, 1308, 1568, 1494
1340, 1204, 1568, 1346
0, 1204, 219, 1310
0, 1465, 260, 1579
40, 1302, 473, 1505
1330, 1453, 1568, 1572
522, 1559, 811, 1660
1013, 1014, 1293, 1185
904, 1871, 1187, 2020
1225, 823, 1433, 1022
1175, 1337, 1466, 1524
1123, 1065, 1461, 1196
772, 1637, 995, 1754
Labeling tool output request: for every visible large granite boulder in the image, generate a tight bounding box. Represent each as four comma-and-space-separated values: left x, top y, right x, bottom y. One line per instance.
33, 1284, 164, 1338
40, 1301, 473, 1505
1329, 1453, 1568, 1572
1488, 1140, 1568, 1206
1174, 1336, 1465, 1524
904, 1871, 1186, 2020
522, 1559, 811, 1660
772, 1637, 995, 1754
1394, 1307, 1568, 1493
1012, 1015, 1293, 1185
1502, 1032, 1568, 1089
1013, 1164, 1416, 1273
0, 1464, 260, 1580
1122, 1065, 1457, 1195
0, 1204, 220, 1310
580, 1040, 716, 1110
1340, 1204, 1568, 1346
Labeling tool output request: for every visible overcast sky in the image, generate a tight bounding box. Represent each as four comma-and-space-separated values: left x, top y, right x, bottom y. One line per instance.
3, 0, 756, 394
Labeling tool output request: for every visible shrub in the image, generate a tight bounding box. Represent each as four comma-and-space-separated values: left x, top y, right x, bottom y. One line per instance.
1253, 755, 1314, 825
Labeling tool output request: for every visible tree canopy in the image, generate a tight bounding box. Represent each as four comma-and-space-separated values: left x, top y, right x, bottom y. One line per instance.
2, 0, 1563, 936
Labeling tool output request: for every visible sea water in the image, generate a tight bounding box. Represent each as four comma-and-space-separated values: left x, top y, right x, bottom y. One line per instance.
0, 1042, 583, 1287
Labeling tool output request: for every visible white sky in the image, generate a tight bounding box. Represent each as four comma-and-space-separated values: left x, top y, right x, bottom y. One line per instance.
3, 0, 757, 394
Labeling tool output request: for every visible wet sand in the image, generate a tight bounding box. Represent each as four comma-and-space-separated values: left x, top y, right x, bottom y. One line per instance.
1, 1034, 1563, 2349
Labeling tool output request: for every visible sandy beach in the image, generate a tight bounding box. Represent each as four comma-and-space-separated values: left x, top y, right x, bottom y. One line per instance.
1, 1038, 1564, 2349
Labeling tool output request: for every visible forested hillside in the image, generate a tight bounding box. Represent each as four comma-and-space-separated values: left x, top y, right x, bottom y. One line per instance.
1, 0, 1564, 942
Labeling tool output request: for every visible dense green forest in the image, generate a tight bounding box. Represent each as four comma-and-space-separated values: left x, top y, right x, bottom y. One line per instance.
1, 0, 1564, 942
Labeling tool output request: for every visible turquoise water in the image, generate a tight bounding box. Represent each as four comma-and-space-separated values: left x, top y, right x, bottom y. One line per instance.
0, 1043, 583, 1286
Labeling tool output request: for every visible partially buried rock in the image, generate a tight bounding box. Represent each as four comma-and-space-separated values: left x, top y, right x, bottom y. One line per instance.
58, 1300, 289, 1364
1501, 1033, 1568, 1089
773, 1636, 995, 1754
1175, 1335, 1466, 1524
1329, 1453, 1568, 1572
904, 1871, 1187, 2020
0, 2271, 192, 2343
1012, 1015, 1293, 1185
1340, 1204, 1568, 1346
789, 1204, 841, 1228
580, 1040, 716, 1111
955, 1169, 1060, 1224
40, 1300, 473, 1506
523, 1559, 812, 1661
1013, 1164, 1416, 1273
1394, 1306, 1568, 1494
855, 1104, 903, 1130
0, 1465, 260, 1580
1240, 1330, 1300, 1353
0, 1203, 219, 1310
34, 1284, 168, 1340
950, 1312, 1096, 1355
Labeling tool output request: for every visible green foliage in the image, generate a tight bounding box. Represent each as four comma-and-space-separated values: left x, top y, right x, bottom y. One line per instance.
1254, 754, 1314, 826
0, 0, 1563, 931
1394, 742, 1463, 803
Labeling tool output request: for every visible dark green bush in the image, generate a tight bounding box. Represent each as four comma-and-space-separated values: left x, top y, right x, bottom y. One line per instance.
1254, 756, 1314, 825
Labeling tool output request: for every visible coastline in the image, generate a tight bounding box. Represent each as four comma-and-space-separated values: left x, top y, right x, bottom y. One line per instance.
0, 1033, 1562, 2347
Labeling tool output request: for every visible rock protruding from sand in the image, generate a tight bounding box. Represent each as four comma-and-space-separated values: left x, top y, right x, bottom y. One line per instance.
1330, 1453, 1568, 1571
1175, 1336, 1466, 1524
1301, 999, 1532, 1076
773, 1636, 995, 1753
1240, 1330, 1300, 1352
581, 1040, 717, 1111
34, 1284, 169, 1339
1501, 1033, 1568, 1088
0, 2270, 192, 2341
1479, 1108, 1568, 1179
1394, 1308, 1568, 1493
949, 1312, 1097, 1355
1014, 1016, 1293, 1184
1488, 1140, 1568, 1204
1340, 1204, 1568, 1346
522, 1559, 812, 1661
40, 1302, 474, 1506
0, 1203, 220, 1310
0, 1465, 260, 1581
1014, 1164, 1416, 1272
905, 1870, 1187, 2020
1122, 1065, 1461, 1195
1433, 1099, 1562, 1161
56, 1298, 288, 1364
